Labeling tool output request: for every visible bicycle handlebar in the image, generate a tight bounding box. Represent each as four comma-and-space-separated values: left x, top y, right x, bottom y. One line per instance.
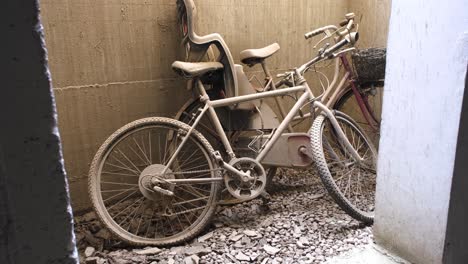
283, 13, 359, 78
304, 25, 337, 39
295, 31, 359, 74
322, 32, 359, 58
305, 13, 356, 40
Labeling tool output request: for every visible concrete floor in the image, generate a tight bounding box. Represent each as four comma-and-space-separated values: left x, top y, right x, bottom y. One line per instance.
325, 244, 410, 264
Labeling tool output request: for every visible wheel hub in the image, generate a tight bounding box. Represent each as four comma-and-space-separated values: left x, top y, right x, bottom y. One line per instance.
139, 164, 174, 201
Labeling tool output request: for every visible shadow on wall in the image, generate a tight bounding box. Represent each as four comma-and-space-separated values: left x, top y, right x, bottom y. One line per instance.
40, 0, 188, 211
443, 65, 468, 264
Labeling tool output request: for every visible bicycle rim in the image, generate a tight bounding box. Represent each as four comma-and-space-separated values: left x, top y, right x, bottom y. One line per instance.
311, 113, 377, 223
89, 117, 220, 246
334, 86, 382, 148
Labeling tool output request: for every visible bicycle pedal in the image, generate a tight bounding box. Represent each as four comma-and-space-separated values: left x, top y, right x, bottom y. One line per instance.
260, 191, 272, 203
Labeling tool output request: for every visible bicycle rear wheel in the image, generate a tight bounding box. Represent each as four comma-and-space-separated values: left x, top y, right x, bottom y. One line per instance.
310, 111, 377, 224
88, 117, 220, 246
334, 85, 383, 148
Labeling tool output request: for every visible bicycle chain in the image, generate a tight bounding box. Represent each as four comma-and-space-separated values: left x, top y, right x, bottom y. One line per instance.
144, 168, 223, 177
143, 168, 224, 186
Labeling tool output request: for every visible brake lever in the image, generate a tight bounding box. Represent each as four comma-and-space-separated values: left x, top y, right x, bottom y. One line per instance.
318, 43, 331, 56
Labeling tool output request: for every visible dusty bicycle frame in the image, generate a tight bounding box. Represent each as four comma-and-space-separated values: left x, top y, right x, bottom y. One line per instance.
86, 3, 378, 247
289, 54, 380, 132
176, 0, 379, 148
159, 35, 364, 191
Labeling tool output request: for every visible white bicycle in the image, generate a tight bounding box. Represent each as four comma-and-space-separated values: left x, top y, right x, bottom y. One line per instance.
88, 11, 377, 246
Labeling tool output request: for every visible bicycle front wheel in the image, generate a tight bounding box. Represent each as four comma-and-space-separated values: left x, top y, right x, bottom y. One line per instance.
88, 117, 220, 246
334, 85, 383, 149
310, 112, 377, 224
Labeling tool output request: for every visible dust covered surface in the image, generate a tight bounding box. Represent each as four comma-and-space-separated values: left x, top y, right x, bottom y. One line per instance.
75, 169, 373, 264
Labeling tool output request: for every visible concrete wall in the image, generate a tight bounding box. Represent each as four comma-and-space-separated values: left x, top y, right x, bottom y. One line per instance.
41, 0, 390, 211
196, 0, 347, 73
373, 0, 468, 263
1, 1, 77, 263
349, 0, 391, 48
40, 0, 188, 211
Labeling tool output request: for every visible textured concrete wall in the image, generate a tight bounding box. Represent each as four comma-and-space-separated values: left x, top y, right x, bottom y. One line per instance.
373, 0, 468, 263
0, 1, 77, 263
349, 0, 391, 48
41, 0, 389, 211
40, 0, 188, 211
196, 0, 348, 73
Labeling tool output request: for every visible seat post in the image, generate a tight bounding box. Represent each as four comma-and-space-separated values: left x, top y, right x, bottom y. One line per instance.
195, 79, 237, 159
260, 60, 272, 81
260, 61, 293, 132
196, 78, 210, 102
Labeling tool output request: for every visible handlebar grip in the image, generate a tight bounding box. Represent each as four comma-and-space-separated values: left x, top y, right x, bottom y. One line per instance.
305, 27, 325, 39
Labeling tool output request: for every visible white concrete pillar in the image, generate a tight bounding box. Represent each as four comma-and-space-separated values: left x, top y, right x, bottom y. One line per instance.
374, 0, 468, 263
0, 1, 78, 263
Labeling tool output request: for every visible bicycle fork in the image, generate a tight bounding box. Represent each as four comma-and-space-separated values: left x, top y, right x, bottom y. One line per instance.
313, 100, 364, 163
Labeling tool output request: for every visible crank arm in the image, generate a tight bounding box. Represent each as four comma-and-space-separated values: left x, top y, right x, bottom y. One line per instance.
164, 177, 223, 184
212, 151, 254, 182
221, 161, 254, 182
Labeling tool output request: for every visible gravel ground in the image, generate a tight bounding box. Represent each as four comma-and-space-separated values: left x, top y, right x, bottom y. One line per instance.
75, 169, 373, 264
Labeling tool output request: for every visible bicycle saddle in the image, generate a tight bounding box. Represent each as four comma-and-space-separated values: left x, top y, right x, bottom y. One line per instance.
240, 43, 280, 66
172, 61, 224, 78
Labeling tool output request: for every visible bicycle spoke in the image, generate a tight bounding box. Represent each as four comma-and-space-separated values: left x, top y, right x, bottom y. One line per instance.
319, 114, 377, 217
102, 170, 138, 177
106, 160, 139, 175
101, 181, 138, 187
178, 150, 204, 168
144, 208, 155, 238
102, 188, 138, 204
93, 120, 218, 244
162, 133, 170, 165
132, 136, 151, 165
127, 143, 150, 167
116, 197, 144, 225
106, 190, 138, 211
175, 184, 207, 199
148, 131, 152, 164
101, 187, 138, 193
116, 148, 142, 174
158, 134, 163, 164
172, 196, 201, 218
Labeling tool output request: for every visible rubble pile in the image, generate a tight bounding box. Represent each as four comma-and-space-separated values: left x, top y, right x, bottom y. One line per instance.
75, 169, 373, 264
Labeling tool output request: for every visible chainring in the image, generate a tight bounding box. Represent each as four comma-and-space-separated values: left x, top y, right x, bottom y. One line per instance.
224, 157, 267, 201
